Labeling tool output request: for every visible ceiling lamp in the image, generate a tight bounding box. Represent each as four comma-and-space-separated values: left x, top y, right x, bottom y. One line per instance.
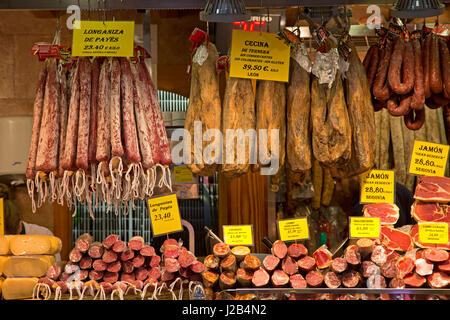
200, 0, 251, 23
390, 0, 445, 18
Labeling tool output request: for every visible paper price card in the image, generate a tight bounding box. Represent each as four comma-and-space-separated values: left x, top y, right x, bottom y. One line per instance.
277, 218, 310, 242
0, 198, 3, 236
349, 217, 381, 239
148, 194, 182, 237
360, 169, 395, 204
409, 140, 449, 177
173, 165, 194, 184
72, 21, 135, 57
223, 225, 254, 246
418, 222, 449, 244
229, 29, 290, 82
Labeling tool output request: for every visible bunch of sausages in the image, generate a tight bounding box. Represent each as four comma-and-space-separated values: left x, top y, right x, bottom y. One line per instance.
26, 52, 172, 217
38, 235, 205, 299
364, 31, 450, 131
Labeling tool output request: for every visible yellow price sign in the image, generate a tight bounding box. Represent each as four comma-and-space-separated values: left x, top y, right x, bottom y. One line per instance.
277, 218, 310, 242
229, 29, 290, 82
173, 166, 194, 184
0, 198, 4, 236
72, 21, 135, 57
223, 225, 254, 246
148, 194, 182, 236
349, 217, 381, 239
418, 222, 449, 244
409, 140, 449, 177
360, 169, 395, 204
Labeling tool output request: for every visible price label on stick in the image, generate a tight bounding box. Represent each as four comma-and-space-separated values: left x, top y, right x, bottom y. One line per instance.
349, 217, 381, 239
229, 29, 290, 82
223, 225, 254, 246
360, 169, 395, 204
277, 218, 310, 242
409, 140, 449, 177
72, 21, 135, 57
173, 165, 194, 184
148, 194, 182, 236
418, 222, 449, 244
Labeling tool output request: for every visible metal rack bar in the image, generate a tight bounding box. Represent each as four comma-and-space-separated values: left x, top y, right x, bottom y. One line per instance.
2, 0, 446, 11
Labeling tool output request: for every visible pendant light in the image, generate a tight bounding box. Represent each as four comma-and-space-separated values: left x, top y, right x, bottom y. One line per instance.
200, 0, 251, 23
390, 0, 445, 18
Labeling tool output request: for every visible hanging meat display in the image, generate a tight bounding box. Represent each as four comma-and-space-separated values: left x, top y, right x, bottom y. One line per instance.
26, 48, 172, 216
364, 20, 450, 131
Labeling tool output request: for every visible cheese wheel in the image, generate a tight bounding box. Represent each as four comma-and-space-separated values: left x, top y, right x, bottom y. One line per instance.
0, 255, 8, 275
3, 256, 52, 277
0, 236, 12, 255
9, 235, 61, 255
2, 277, 39, 300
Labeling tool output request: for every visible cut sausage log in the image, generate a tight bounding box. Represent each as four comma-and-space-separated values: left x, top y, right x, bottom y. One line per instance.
362, 260, 380, 278
287, 243, 308, 259
231, 246, 251, 262
89, 270, 104, 281
190, 261, 205, 274
128, 236, 145, 251
202, 270, 219, 288
356, 238, 375, 258
331, 257, 348, 274
236, 268, 254, 287
140, 245, 155, 257
341, 270, 361, 288
79, 256, 93, 269
88, 242, 104, 259
106, 260, 122, 273
132, 254, 146, 268
305, 270, 324, 287
219, 271, 236, 290
324, 271, 341, 289
366, 274, 387, 288
120, 248, 135, 261
203, 254, 220, 270
271, 240, 288, 259
252, 269, 270, 287
241, 254, 261, 271
164, 257, 180, 273
220, 254, 237, 272
289, 273, 307, 289
262, 255, 280, 273
213, 243, 230, 259
102, 234, 119, 249
423, 248, 449, 262
69, 248, 83, 263
149, 255, 161, 268
102, 250, 118, 264
92, 259, 107, 272
281, 256, 298, 276
389, 277, 405, 288
344, 245, 361, 266
271, 270, 290, 287
297, 256, 316, 273
122, 260, 134, 274
112, 240, 127, 253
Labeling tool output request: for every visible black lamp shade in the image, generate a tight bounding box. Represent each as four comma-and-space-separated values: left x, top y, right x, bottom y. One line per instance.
391, 0, 445, 18
200, 0, 251, 23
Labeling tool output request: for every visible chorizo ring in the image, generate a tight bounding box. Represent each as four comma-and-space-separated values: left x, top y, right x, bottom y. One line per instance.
388, 38, 415, 95
387, 94, 412, 116
373, 42, 393, 101
410, 39, 425, 111
430, 34, 443, 95
404, 107, 425, 130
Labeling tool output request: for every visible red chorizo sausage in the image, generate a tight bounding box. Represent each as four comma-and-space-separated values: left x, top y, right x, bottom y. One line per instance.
410, 39, 425, 111
431, 93, 450, 107
404, 107, 425, 130
88, 58, 100, 166
387, 94, 412, 116
439, 38, 450, 99
425, 97, 442, 109
75, 57, 92, 172
388, 38, 415, 95
429, 34, 443, 95
363, 44, 377, 72
422, 35, 432, 99
26, 65, 47, 179
35, 58, 60, 173
373, 42, 393, 101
